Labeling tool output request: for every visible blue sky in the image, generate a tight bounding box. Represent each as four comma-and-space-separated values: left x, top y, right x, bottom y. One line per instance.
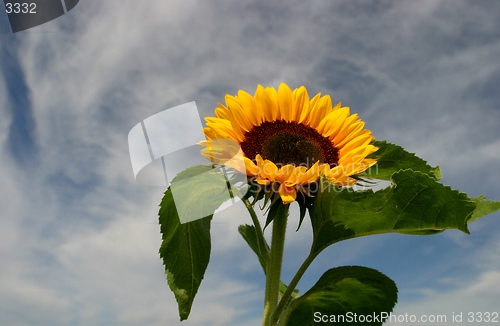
1, 1, 499, 325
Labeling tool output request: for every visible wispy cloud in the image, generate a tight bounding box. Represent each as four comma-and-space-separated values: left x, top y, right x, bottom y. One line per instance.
0, 0, 499, 325
386, 279, 500, 325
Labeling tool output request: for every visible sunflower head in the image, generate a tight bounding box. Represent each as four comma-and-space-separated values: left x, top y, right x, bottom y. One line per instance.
199, 83, 378, 205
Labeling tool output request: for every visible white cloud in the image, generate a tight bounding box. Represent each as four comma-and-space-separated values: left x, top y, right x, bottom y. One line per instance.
386, 270, 500, 325
52, 204, 264, 325
1, 0, 499, 325
0, 73, 11, 148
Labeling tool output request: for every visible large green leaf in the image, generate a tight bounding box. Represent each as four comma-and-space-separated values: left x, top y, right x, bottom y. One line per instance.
285, 266, 397, 326
309, 169, 500, 253
159, 165, 238, 320
364, 140, 442, 180
159, 188, 212, 321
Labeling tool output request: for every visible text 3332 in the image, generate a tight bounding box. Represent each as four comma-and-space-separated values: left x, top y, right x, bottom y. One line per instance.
5, 3, 37, 14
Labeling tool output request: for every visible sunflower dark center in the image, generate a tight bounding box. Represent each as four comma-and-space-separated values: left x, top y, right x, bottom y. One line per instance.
261, 132, 323, 167
240, 120, 339, 168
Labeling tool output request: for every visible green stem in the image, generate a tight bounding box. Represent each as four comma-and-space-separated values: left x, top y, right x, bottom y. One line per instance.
271, 250, 319, 324
243, 198, 268, 262
262, 204, 289, 326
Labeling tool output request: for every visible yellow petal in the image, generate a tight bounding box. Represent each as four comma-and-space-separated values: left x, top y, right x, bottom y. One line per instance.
324, 165, 344, 180
279, 183, 297, 204
331, 115, 364, 146
276, 164, 296, 183
278, 83, 294, 122
301, 93, 321, 125
255, 85, 279, 122
215, 103, 231, 120
299, 161, 321, 183
339, 134, 373, 157
257, 154, 278, 181
294, 86, 310, 123
256, 178, 271, 186
316, 107, 350, 138
308, 95, 333, 128
331, 175, 356, 187
238, 90, 262, 126
226, 95, 252, 133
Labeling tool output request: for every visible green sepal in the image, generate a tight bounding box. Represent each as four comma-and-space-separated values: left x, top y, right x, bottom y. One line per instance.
263, 196, 284, 230
284, 266, 398, 326
309, 169, 500, 254
294, 192, 314, 232
364, 140, 442, 180
260, 186, 275, 211
243, 181, 266, 205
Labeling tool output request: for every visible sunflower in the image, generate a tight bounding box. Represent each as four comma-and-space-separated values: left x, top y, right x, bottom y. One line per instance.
199, 83, 378, 204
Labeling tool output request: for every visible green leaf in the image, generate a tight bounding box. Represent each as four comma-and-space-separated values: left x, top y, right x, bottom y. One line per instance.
280, 282, 300, 299
158, 164, 241, 321
238, 224, 269, 272
469, 195, 500, 223
309, 169, 500, 253
284, 266, 397, 326
396, 229, 445, 236
169, 165, 243, 223
159, 188, 212, 321
364, 140, 442, 180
